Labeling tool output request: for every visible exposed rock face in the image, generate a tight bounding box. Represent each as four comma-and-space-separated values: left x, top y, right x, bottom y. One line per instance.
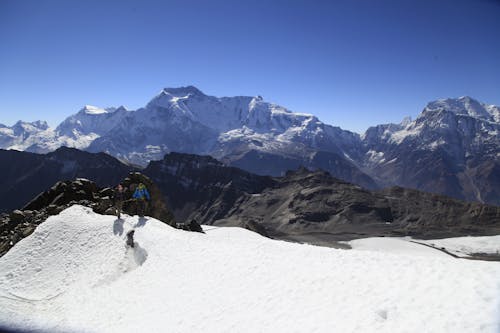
379, 187, 500, 238
211, 169, 500, 243
0, 147, 134, 213
143, 152, 274, 222
0, 173, 194, 257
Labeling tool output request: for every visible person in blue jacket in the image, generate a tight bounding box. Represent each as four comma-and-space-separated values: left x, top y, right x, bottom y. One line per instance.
133, 183, 150, 217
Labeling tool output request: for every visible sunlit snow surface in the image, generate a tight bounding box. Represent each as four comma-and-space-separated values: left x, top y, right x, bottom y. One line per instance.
0, 206, 499, 333
416, 235, 500, 258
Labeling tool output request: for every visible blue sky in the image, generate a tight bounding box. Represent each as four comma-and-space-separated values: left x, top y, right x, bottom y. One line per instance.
1, 0, 499, 133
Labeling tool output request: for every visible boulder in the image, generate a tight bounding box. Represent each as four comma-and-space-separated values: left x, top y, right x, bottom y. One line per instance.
21, 225, 35, 238
99, 187, 114, 198
188, 219, 204, 233
9, 210, 25, 224
176, 219, 204, 233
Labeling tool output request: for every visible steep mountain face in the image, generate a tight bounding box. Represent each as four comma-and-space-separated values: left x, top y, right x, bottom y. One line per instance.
362, 96, 500, 205
0, 147, 134, 212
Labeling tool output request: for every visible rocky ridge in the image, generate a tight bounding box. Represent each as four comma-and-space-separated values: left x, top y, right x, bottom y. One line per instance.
0, 172, 201, 257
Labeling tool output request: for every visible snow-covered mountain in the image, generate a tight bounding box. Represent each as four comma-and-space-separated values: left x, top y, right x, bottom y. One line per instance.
56, 105, 130, 142
362, 96, 500, 204
1, 205, 499, 332
2, 89, 499, 203
0, 120, 49, 151
0, 105, 131, 154
1, 87, 365, 174
87, 86, 362, 164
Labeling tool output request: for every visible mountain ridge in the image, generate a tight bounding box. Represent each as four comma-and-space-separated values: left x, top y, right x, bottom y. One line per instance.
1, 87, 498, 204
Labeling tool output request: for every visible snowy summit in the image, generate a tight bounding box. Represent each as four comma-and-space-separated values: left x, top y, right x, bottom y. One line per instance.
0, 205, 499, 332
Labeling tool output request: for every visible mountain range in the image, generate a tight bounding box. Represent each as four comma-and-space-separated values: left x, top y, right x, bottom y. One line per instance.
1, 87, 499, 205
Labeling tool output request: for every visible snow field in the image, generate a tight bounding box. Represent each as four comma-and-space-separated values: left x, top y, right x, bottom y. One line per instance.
416, 235, 500, 257
0, 205, 499, 333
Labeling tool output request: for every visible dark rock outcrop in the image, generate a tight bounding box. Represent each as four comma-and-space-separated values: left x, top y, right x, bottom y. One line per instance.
0, 147, 135, 213
119, 172, 175, 225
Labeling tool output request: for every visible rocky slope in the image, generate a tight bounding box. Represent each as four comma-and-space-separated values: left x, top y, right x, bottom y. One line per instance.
211, 169, 500, 244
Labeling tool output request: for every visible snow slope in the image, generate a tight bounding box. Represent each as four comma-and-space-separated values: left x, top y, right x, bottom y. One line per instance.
0, 205, 499, 333
345, 236, 500, 258
416, 235, 500, 258
344, 237, 452, 258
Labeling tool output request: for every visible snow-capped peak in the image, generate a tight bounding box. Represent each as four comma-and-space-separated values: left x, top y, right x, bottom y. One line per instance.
161, 85, 205, 98
80, 105, 108, 115
13, 120, 49, 131
399, 116, 412, 128
424, 96, 494, 122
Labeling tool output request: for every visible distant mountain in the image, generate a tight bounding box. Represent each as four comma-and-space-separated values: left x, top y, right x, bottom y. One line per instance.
0, 105, 131, 154
0, 86, 373, 188
55, 105, 130, 146
0, 120, 49, 151
1, 88, 499, 204
87, 86, 371, 188
362, 96, 500, 205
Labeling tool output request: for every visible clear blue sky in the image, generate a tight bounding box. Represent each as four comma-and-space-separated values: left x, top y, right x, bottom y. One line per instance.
1, 0, 499, 133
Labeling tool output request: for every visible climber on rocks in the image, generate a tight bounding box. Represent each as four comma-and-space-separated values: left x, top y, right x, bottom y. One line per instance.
132, 183, 150, 218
